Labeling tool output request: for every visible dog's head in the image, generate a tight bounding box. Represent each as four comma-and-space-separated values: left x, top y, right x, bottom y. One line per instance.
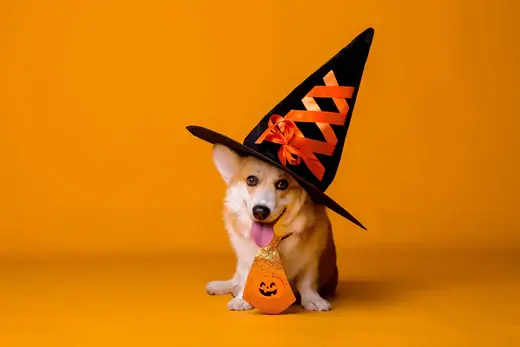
212, 144, 311, 246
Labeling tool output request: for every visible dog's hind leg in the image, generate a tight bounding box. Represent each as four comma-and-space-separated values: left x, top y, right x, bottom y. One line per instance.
206, 270, 239, 296
206, 260, 245, 297
206, 280, 235, 295
296, 258, 332, 312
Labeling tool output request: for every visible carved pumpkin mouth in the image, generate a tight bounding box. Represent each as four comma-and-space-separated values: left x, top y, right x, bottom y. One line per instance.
259, 288, 278, 296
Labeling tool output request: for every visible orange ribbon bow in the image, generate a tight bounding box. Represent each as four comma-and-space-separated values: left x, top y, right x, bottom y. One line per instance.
255, 115, 328, 180
255, 70, 355, 181
256, 115, 301, 166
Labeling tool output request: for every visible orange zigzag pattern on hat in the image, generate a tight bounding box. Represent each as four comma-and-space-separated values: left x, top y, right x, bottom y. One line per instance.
255, 70, 354, 181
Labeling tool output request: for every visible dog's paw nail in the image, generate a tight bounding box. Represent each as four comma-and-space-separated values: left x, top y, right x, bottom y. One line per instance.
205, 283, 217, 295
206, 281, 232, 295
302, 298, 331, 312
227, 297, 253, 311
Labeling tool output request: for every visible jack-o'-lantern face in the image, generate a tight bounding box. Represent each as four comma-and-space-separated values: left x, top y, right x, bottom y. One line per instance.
244, 270, 296, 314
258, 277, 283, 297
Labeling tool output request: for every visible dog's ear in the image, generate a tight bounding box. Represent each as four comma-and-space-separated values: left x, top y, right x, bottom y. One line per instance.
212, 144, 242, 184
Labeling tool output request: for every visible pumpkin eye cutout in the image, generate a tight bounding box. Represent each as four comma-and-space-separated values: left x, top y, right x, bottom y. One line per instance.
275, 179, 289, 190
247, 175, 259, 187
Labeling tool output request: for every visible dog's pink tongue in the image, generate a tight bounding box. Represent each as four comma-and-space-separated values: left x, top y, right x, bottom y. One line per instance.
250, 222, 274, 248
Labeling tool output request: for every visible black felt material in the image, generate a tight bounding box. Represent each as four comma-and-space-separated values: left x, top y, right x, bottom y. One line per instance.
186, 28, 374, 230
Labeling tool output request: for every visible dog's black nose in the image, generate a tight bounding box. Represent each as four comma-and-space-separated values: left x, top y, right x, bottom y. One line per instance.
252, 205, 270, 221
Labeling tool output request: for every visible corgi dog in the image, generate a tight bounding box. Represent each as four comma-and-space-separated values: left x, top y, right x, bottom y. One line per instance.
206, 144, 338, 312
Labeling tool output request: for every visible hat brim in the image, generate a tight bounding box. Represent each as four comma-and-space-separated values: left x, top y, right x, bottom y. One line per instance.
186, 125, 366, 230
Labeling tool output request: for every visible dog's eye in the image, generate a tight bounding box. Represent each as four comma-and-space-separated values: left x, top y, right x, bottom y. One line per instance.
275, 179, 289, 190
246, 175, 259, 186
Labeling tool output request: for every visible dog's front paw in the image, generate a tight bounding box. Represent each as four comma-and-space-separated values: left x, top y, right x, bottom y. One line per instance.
206, 280, 234, 295
302, 296, 331, 312
227, 297, 253, 311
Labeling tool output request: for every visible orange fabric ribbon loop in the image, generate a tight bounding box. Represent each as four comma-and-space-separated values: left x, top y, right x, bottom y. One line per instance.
256, 115, 303, 167
254, 70, 354, 181
255, 114, 328, 180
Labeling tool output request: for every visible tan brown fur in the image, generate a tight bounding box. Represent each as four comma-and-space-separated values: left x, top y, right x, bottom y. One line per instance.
207, 144, 337, 311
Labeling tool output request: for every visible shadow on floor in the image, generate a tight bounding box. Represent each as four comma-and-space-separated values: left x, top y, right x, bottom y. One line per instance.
329, 278, 423, 307
271, 277, 424, 315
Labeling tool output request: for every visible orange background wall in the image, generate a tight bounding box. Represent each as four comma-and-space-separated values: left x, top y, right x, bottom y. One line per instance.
1, 0, 519, 259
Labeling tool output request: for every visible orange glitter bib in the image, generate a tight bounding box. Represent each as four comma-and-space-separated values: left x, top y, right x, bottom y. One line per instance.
243, 235, 296, 314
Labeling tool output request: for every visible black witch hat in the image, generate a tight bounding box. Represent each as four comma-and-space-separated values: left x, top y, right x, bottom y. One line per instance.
187, 28, 374, 230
